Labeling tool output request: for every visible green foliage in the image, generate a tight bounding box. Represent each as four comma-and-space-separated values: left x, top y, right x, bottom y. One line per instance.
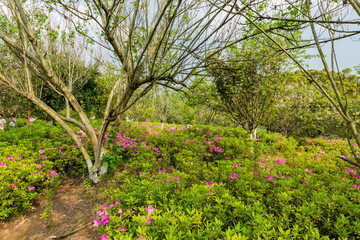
0, 123, 89, 221
206, 39, 286, 134
94, 121, 360, 239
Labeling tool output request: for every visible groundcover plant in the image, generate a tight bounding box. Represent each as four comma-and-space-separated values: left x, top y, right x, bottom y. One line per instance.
92, 121, 360, 239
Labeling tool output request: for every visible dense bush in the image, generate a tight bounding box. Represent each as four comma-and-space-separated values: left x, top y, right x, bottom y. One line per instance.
0, 122, 87, 220
94, 121, 360, 239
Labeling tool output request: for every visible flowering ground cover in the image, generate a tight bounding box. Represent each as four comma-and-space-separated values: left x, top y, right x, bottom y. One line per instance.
94, 121, 360, 239
0, 121, 87, 221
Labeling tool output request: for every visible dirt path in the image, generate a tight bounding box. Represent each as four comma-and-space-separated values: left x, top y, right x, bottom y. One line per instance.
0, 178, 103, 240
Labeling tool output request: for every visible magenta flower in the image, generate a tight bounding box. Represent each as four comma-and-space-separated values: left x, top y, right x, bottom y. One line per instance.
101, 214, 109, 225
229, 173, 239, 180
28, 186, 35, 191
0, 162, 6, 167
6, 156, 13, 160
266, 175, 274, 182
142, 215, 153, 225
209, 188, 213, 194
302, 181, 308, 184
214, 136, 221, 141
205, 132, 211, 137
93, 219, 100, 227
232, 163, 241, 168
275, 159, 286, 165
145, 205, 155, 214
115, 199, 120, 205
10, 184, 16, 188
205, 181, 214, 186
118, 226, 126, 233
100, 234, 108, 240
254, 172, 258, 176
38, 149, 45, 154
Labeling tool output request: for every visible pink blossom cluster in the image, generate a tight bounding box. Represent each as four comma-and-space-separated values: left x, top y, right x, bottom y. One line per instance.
94, 200, 121, 229
46, 170, 58, 180
141, 205, 155, 225
76, 130, 86, 138
344, 168, 357, 175
209, 146, 224, 153
232, 163, 241, 168
147, 128, 160, 135
115, 133, 137, 149
167, 126, 176, 131
275, 159, 286, 165
0, 162, 6, 167
229, 173, 239, 180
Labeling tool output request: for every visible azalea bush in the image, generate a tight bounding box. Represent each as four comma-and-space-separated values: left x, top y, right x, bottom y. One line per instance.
94, 121, 360, 239
0, 122, 88, 220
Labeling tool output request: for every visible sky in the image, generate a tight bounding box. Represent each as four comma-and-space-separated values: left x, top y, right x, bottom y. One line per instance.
302, 6, 360, 72
303, 31, 360, 72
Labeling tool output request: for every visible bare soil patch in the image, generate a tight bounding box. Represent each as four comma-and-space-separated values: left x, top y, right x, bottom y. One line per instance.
0, 178, 104, 240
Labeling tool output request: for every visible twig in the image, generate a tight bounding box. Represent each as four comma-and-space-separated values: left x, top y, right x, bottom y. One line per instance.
337, 156, 360, 168
48, 222, 92, 239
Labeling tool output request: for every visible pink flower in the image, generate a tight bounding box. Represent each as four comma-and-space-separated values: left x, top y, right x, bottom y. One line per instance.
205, 181, 214, 186
145, 205, 155, 214
101, 214, 109, 225
142, 215, 153, 225
254, 172, 258, 176
28, 186, 35, 191
275, 160, 286, 165
9, 184, 16, 188
118, 226, 126, 233
209, 188, 213, 194
93, 219, 100, 227
39, 150, 45, 154
302, 181, 308, 184
214, 136, 221, 141
115, 199, 120, 205
229, 173, 239, 180
100, 234, 108, 240
266, 175, 274, 182
0, 162, 6, 167
6, 156, 13, 160
232, 163, 241, 168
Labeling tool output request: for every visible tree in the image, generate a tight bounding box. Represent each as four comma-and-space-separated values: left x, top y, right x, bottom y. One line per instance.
226, 0, 360, 167
0, 0, 251, 182
206, 37, 289, 139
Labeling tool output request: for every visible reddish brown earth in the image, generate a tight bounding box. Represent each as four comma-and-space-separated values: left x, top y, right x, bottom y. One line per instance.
0, 178, 105, 240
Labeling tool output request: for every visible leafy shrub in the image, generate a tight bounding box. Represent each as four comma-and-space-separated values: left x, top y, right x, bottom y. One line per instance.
94, 121, 360, 239
0, 123, 89, 220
